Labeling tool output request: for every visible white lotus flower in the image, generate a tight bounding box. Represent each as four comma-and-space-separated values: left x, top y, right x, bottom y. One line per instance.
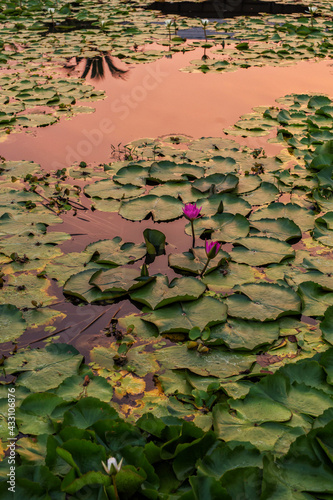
306, 6, 318, 14
102, 457, 123, 476
165, 20, 173, 28
201, 19, 209, 27
100, 20, 106, 26
47, 7, 55, 14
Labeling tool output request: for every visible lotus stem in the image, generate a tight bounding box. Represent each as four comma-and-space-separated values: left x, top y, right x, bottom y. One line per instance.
200, 258, 211, 277
191, 220, 195, 248
112, 475, 120, 500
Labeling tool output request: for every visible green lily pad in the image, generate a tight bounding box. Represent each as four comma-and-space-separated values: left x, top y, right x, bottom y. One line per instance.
143, 296, 227, 334
202, 262, 257, 293
169, 247, 230, 275
149, 161, 204, 182
298, 282, 333, 317
250, 217, 302, 241
250, 202, 315, 232
90, 267, 154, 293
113, 165, 149, 186
320, 306, 333, 346
313, 212, 333, 247
187, 213, 249, 242
226, 282, 301, 321
3, 343, 83, 392
63, 269, 123, 304
230, 236, 295, 266
208, 318, 280, 350
156, 345, 255, 378
119, 195, 183, 221
193, 173, 238, 194
130, 274, 206, 310
84, 180, 145, 199
242, 182, 279, 206
86, 237, 146, 265
0, 304, 27, 343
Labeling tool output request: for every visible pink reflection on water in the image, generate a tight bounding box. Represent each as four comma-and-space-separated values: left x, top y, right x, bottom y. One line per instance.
0, 49, 332, 169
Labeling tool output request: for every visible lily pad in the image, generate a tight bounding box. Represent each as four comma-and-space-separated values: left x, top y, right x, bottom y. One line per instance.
250, 202, 315, 232
84, 180, 145, 200
187, 213, 250, 242
90, 267, 154, 293
230, 236, 295, 266
86, 237, 146, 265
130, 274, 206, 310
0, 304, 27, 343
226, 282, 301, 321
143, 296, 227, 334
119, 195, 183, 221
250, 217, 302, 241
193, 173, 238, 194
208, 318, 280, 350
313, 212, 333, 247
169, 247, 230, 275
156, 345, 255, 378
149, 161, 204, 182
3, 343, 83, 392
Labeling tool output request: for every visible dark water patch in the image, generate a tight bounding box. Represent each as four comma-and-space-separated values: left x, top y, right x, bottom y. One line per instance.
44, 18, 97, 33
146, 0, 308, 19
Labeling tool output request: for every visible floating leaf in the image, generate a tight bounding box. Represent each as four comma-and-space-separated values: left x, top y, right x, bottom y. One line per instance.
119, 195, 183, 221
86, 237, 146, 265
143, 296, 227, 334
0, 304, 26, 343
130, 274, 206, 310
169, 247, 229, 275
226, 282, 301, 321
230, 236, 295, 266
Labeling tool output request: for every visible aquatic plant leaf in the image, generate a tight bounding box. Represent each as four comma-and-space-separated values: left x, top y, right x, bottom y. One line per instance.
63, 269, 123, 304
169, 247, 230, 275
86, 237, 146, 265
298, 282, 333, 317
250, 217, 302, 241
156, 345, 255, 378
208, 318, 280, 350
203, 262, 257, 293
149, 161, 204, 182
143, 296, 227, 333
113, 165, 149, 186
130, 274, 206, 310
187, 213, 249, 242
84, 180, 145, 199
0, 304, 26, 343
250, 202, 315, 232
321, 306, 333, 346
143, 228, 165, 255
226, 282, 301, 321
313, 212, 333, 247
3, 344, 83, 392
119, 195, 183, 221
230, 236, 295, 266
193, 173, 238, 193
90, 267, 154, 293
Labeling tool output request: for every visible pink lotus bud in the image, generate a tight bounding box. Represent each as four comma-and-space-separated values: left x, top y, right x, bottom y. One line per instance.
182, 203, 202, 221
205, 240, 222, 259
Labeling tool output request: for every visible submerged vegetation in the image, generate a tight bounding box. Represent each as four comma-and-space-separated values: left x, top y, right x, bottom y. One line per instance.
0, 0, 333, 498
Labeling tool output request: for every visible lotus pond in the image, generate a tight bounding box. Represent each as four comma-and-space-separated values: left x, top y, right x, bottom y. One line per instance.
1, 0, 333, 498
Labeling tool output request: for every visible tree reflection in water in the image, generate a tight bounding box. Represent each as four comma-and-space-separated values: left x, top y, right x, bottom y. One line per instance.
64, 52, 129, 81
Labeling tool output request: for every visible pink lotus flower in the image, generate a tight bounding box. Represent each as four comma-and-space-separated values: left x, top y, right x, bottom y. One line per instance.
182, 203, 202, 221
205, 240, 222, 259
